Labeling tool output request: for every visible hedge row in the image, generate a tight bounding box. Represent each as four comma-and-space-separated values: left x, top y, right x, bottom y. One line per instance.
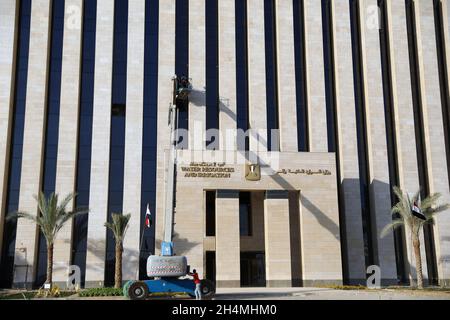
78, 288, 123, 297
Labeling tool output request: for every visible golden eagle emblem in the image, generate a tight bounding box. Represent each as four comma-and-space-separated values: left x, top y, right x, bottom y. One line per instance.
245, 164, 261, 181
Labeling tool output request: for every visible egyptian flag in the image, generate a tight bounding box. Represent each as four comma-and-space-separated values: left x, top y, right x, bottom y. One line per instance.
145, 204, 152, 228
412, 201, 426, 221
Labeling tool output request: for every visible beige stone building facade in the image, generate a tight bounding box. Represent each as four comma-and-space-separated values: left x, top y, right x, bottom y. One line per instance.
1, 0, 450, 289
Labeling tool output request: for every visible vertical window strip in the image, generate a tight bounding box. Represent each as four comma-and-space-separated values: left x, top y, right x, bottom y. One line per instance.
205, 191, 216, 237
235, 0, 250, 151
405, 0, 439, 284
139, 0, 159, 280
321, 0, 348, 282
0, 0, 32, 288
72, 0, 97, 287
433, 0, 450, 191
105, 0, 128, 287
239, 192, 252, 236
293, 0, 309, 152
349, 0, 376, 269
378, 0, 408, 284
206, 0, 219, 150
322, 0, 337, 153
264, 0, 280, 152
35, 0, 66, 287
175, 0, 189, 149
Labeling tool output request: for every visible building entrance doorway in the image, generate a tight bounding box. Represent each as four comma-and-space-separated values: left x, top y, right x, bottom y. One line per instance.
240, 252, 266, 287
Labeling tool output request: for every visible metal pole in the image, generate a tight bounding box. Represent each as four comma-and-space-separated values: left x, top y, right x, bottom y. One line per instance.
163, 103, 178, 244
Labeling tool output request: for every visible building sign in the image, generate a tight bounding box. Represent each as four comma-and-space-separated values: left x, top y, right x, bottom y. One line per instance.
181, 162, 235, 179
277, 169, 332, 176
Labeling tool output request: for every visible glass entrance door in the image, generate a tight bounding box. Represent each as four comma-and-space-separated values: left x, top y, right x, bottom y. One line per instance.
240, 252, 266, 287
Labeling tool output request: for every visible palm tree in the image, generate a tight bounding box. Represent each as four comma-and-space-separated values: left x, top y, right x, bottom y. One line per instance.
381, 186, 449, 289
104, 213, 131, 289
7, 192, 88, 288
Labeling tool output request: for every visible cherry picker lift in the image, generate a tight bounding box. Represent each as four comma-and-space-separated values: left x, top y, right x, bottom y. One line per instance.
124, 76, 216, 300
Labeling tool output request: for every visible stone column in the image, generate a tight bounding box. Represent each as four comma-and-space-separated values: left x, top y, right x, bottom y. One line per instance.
445, 0, 450, 75
172, 186, 204, 277
300, 162, 343, 286
264, 190, 291, 287
359, 0, 397, 284
218, 0, 237, 152
84, 0, 114, 286
0, 0, 18, 255
416, 0, 450, 286
247, 0, 267, 152
13, 0, 51, 288
304, 0, 328, 152
155, 0, 176, 257
215, 190, 240, 287
122, 0, 145, 281
442, 0, 450, 288
189, 0, 206, 152
52, 0, 84, 285
332, 0, 366, 284
387, 0, 427, 282
276, 0, 298, 152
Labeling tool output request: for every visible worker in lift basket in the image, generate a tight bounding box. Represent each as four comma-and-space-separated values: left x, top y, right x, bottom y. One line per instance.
189, 269, 202, 300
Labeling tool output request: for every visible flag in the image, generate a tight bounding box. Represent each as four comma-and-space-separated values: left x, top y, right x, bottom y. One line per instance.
412, 201, 426, 221
145, 204, 152, 228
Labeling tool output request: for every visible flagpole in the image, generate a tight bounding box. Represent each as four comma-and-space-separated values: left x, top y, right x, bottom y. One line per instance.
135, 204, 149, 280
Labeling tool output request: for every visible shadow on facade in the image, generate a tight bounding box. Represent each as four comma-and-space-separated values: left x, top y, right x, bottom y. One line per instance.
174, 88, 406, 286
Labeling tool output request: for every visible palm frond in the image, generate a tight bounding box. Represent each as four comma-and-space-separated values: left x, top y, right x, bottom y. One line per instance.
56, 193, 75, 216
380, 219, 405, 238
425, 203, 450, 220
104, 213, 131, 244
54, 206, 89, 235
392, 186, 404, 202
9, 192, 88, 246
391, 198, 410, 223
6, 211, 37, 223
420, 193, 441, 211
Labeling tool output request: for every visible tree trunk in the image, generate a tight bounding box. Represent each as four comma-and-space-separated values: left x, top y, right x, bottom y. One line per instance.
46, 243, 54, 288
412, 235, 424, 289
115, 242, 123, 289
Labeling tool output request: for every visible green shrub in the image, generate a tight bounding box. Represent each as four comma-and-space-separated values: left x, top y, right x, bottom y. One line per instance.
318, 285, 368, 291
0, 290, 75, 300
79, 287, 123, 297
0, 292, 37, 300
36, 285, 61, 298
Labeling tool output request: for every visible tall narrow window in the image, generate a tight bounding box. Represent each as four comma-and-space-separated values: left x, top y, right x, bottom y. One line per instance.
349, 0, 375, 269
72, 0, 97, 287
105, 0, 128, 287
264, 0, 280, 151
293, 0, 309, 152
0, 0, 32, 288
175, 0, 189, 149
378, 0, 408, 284
139, 0, 159, 279
405, 0, 438, 284
322, 0, 348, 282
206, 0, 219, 150
239, 192, 252, 236
35, 0, 66, 287
322, 0, 337, 153
205, 191, 216, 237
235, 0, 250, 151
433, 1, 450, 191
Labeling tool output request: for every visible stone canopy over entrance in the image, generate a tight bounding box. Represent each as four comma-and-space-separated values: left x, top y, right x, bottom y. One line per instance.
157, 150, 343, 287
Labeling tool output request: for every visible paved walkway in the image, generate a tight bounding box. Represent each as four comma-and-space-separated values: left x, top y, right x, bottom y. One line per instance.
214, 287, 450, 300
2, 287, 450, 300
